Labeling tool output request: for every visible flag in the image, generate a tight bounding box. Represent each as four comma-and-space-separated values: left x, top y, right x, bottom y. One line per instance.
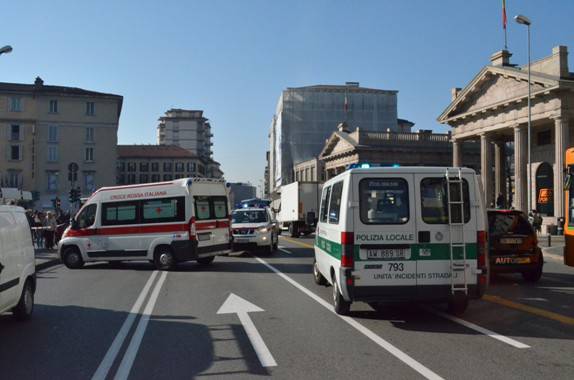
502, 0, 507, 30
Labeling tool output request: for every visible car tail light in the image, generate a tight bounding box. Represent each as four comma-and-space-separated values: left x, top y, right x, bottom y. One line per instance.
341, 231, 354, 268
477, 230, 487, 268
188, 217, 197, 241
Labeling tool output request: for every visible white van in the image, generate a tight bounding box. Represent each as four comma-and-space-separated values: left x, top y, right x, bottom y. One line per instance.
313, 166, 488, 316
58, 178, 232, 270
0, 206, 35, 320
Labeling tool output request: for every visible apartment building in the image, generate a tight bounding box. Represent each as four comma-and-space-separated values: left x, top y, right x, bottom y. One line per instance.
0, 77, 122, 208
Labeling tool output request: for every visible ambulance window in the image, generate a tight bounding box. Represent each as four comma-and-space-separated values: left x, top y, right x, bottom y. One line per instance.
420, 178, 470, 224
102, 201, 138, 225
328, 181, 343, 224
213, 197, 228, 219
77, 204, 97, 228
194, 196, 212, 220
142, 196, 185, 223
319, 186, 331, 223
359, 178, 409, 225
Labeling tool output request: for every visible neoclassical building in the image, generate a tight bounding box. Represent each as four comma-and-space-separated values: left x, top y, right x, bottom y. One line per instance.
438, 46, 574, 229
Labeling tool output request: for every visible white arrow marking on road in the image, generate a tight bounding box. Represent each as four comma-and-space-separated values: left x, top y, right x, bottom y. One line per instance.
217, 293, 277, 368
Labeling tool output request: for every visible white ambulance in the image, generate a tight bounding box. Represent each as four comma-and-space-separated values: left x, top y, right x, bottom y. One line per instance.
58, 178, 231, 270
313, 166, 488, 316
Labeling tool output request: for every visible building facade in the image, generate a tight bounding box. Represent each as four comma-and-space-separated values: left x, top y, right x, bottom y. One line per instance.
438, 46, 574, 230
227, 182, 257, 208
117, 145, 211, 185
0, 77, 122, 208
294, 158, 325, 182
319, 122, 480, 179
269, 82, 399, 194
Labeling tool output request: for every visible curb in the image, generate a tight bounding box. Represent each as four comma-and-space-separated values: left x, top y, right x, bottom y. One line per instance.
35, 258, 61, 271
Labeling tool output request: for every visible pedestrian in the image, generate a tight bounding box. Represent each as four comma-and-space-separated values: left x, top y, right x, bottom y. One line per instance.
44, 211, 58, 250
33, 211, 43, 248
496, 193, 505, 209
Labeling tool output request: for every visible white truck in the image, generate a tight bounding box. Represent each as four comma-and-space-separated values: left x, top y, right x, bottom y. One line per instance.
276, 181, 321, 237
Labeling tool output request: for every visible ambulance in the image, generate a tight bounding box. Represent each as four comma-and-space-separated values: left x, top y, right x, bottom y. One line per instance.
313, 166, 488, 316
58, 178, 231, 270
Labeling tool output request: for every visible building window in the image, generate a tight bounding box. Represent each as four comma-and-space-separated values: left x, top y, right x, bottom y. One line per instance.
187, 162, 196, 172
118, 161, 126, 171
10, 145, 21, 160
49, 99, 58, 113
47, 171, 59, 192
163, 162, 173, 172
175, 162, 184, 172
151, 174, 160, 182
537, 130, 551, 146
7, 170, 21, 187
85, 147, 94, 162
139, 162, 149, 172
84, 172, 95, 193
151, 162, 159, 172
86, 102, 95, 116
86, 127, 94, 142
10, 97, 22, 112
139, 174, 149, 183
174, 174, 183, 179
127, 174, 136, 184
163, 174, 173, 181
48, 125, 58, 142
118, 174, 125, 185
48, 146, 58, 162
10, 124, 20, 141
127, 162, 136, 172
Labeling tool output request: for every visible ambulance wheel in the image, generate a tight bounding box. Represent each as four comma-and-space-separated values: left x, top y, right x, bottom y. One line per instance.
313, 260, 327, 286
332, 276, 351, 315
154, 246, 175, 270
197, 256, 215, 265
63, 247, 84, 269
447, 293, 468, 316
12, 279, 34, 321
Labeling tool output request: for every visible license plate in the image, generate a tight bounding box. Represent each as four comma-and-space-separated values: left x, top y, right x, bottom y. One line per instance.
500, 238, 523, 244
197, 233, 211, 241
364, 248, 411, 260
234, 237, 248, 243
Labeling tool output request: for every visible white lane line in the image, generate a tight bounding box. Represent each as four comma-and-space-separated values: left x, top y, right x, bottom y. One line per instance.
279, 248, 292, 254
114, 271, 168, 380
427, 308, 530, 349
253, 256, 443, 380
91, 270, 159, 380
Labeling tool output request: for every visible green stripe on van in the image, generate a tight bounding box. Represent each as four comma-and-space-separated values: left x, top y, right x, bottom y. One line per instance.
315, 236, 476, 261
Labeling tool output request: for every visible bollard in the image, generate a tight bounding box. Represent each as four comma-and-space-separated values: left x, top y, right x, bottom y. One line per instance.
548, 234, 551, 247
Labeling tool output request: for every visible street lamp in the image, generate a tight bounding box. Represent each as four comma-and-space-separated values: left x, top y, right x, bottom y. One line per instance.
0, 45, 13, 55
514, 14, 532, 213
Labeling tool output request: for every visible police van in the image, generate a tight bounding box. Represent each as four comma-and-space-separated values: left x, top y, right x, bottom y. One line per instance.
58, 178, 231, 270
313, 166, 488, 315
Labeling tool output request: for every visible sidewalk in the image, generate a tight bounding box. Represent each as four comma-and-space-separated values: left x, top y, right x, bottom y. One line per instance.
35, 248, 61, 271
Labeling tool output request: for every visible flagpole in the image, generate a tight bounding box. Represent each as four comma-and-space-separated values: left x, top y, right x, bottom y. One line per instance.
503, 0, 508, 50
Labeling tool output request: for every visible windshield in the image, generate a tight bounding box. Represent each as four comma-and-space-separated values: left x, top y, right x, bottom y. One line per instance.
232, 210, 267, 224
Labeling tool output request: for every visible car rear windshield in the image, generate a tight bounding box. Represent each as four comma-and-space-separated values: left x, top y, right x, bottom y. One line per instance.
359, 178, 409, 224
488, 212, 534, 236
232, 210, 267, 224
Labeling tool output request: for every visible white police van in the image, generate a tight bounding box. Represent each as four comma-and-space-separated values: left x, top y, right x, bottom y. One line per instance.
58, 178, 231, 270
313, 166, 488, 315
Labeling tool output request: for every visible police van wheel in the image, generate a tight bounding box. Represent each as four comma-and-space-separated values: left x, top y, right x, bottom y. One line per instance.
63, 247, 84, 269
12, 279, 34, 321
313, 260, 327, 286
447, 293, 468, 316
332, 277, 351, 315
154, 247, 175, 270
197, 256, 215, 265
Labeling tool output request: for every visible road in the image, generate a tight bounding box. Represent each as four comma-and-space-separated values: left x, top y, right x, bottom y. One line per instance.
1, 235, 574, 379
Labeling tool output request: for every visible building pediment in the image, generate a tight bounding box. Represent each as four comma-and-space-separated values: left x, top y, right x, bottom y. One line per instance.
319, 131, 357, 159
438, 66, 563, 123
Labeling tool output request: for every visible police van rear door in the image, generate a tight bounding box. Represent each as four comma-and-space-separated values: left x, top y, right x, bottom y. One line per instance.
352, 173, 418, 292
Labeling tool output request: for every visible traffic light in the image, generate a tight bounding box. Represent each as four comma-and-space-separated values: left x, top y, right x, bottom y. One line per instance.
68, 189, 75, 203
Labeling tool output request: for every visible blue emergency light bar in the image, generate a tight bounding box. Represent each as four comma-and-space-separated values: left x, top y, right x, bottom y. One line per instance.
347, 163, 401, 170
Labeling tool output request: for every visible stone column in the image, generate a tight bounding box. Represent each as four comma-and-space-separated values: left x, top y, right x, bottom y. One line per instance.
554, 115, 569, 219
481, 134, 494, 207
514, 125, 528, 212
453, 139, 462, 167
494, 141, 507, 203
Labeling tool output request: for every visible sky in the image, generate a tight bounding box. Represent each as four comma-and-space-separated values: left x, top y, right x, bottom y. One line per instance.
2, 1, 573, 194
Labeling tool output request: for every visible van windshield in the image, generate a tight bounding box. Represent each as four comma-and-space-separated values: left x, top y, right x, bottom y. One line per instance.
359, 178, 409, 224
232, 210, 267, 224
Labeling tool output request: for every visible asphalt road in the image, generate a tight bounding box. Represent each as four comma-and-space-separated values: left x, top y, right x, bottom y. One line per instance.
1, 235, 574, 379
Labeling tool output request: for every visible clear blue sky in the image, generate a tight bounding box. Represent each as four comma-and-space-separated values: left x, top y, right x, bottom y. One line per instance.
2, 1, 573, 192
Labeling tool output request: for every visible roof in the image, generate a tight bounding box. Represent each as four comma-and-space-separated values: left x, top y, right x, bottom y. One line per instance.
117, 145, 199, 159
0, 78, 122, 99
286, 84, 397, 94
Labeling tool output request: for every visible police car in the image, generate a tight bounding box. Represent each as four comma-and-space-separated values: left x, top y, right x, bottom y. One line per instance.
313, 165, 488, 316
231, 207, 278, 253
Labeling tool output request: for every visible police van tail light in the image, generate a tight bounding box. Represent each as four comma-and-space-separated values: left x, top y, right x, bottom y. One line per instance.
189, 217, 197, 241
341, 231, 354, 268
